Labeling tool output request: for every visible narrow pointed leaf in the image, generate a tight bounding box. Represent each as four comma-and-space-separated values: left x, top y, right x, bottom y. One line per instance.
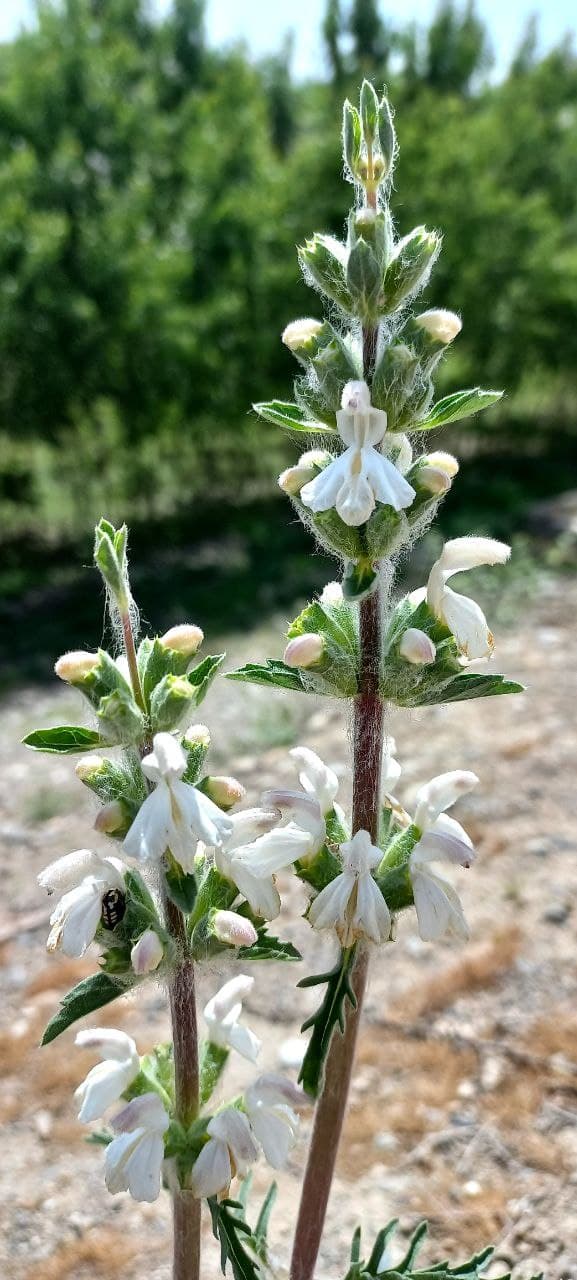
298, 946, 358, 1097
23, 726, 104, 754
227, 661, 308, 692
187, 653, 225, 706
41, 973, 135, 1045
414, 388, 503, 431
253, 400, 336, 434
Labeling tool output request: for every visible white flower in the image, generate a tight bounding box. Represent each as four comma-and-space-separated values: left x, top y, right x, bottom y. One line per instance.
123, 732, 233, 869
415, 308, 462, 344
426, 537, 511, 660
283, 633, 325, 669
245, 1073, 304, 1169
74, 1028, 140, 1123
39, 849, 125, 958
300, 380, 415, 527
190, 1107, 259, 1199
399, 627, 437, 665
308, 829, 391, 946
409, 770, 478, 942
203, 975, 261, 1063
105, 1092, 170, 1203
131, 929, 164, 975
215, 805, 320, 920
289, 746, 339, 816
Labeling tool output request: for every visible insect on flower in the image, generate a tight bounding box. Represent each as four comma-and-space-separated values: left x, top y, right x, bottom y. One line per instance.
100, 888, 127, 930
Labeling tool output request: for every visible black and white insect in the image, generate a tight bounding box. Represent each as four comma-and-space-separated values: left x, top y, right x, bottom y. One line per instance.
100, 888, 127, 930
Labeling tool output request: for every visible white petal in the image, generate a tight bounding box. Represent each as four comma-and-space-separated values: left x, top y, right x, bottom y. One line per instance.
75, 1027, 138, 1064
226, 1022, 262, 1064
224, 808, 279, 853
363, 448, 416, 512
105, 1130, 142, 1195
335, 467, 376, 526
111, 1092, 169, 1135
123, 787, 172, 862
307, 873, 354, 932
142, 733, 186, 783
191, 1137, 231, 1198
340, 829, 382, 874
300, 453, 351, 513
289, 746, 339, 816
173, 780, 233, 850
233, 824, 313, 877
38, 849, 108, 895
124, 1131, 165, 1202
414, 771, 478, 830
439, 537, 511, 575
249, 1106, 296, 1168
208, 1108, 259, 1172
229, 861, 281, 920
411, 867, 468, 942
354, 874, 391, 944
440, 587, 494, 660
51, 882, 103, 957
205, 975, 254, 1024
75, 1060, 135, 1123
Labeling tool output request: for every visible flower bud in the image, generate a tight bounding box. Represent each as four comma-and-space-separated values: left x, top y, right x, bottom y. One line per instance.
278, 450, 329, 496
320, 581, 344, 606
426, 451, 459, 478
283, 634, 325, 670
75, 755, 107, 783
282, 318, 323, 355
212, 911, 258, 949
417, 465, 452, 495
159, 624, 204, 659
131, 929, 164, 975
415, 309, 462, 345
94, 800, 127, 834
202, 775, 246, 810
54, 650, 99, 684
183, 723, 210, 748
384, 227, 441, 311
399, 628, 437, 665
149, 674, 194, 732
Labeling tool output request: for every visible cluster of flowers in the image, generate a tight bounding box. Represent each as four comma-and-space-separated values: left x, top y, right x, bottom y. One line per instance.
73, 976, 302, 1203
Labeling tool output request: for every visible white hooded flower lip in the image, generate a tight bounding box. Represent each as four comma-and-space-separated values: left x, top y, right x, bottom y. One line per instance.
215, 803, 320, 921
191, 1108, 259, 1199
409, 772, 477, 943
299, 380, 415, 527
203, 975, 261, 1063
308, 829, 391, 947
413, 770, 478, 832
289, 746, 339, 817
123, 732, 233, 869
426, 537, 511, 660
40, 851, 126, 958
245, 1073, 304, 1169
75, 1028, 140, 1123
105, 1092, 169, 1203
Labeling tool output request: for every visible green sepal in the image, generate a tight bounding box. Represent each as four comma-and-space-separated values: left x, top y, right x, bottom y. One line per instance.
343, 557, 378, 601
199, 1041, 229, 1106
298, 946, 358, 1097
189, 866, 238, 930
23, 725, 104, 754
343, 99, 362, 178
378, 824, 420, 874
286, 598, 359, 696
227, 660, 308, 693
303, 503, 364, 560
208, 1197, 262, 1280
180, 730, 211, 785
164, 850, 198, 913
94, 518, 130, 609
41, 972, 136, 1045
77, 754, 148, 809
346, 238, 383, 321
137, 636, 193, 703
360, 78, 379, 145
296, 842, 342, 893
149, 673, 194, 731
365, 506, 405, 559
375, 862, 413, 914
253, 399, 334, 434
298, 234, 353, 313
97, 687, 146, 745
414, 387, 503, 430
78, 649, 133, 709
99, 944, 133, 974
187, 653, 226, 706
125, 1043, 174, 1109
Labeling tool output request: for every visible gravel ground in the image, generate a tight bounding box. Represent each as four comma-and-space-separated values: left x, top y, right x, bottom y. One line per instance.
1, 572, 576, 1279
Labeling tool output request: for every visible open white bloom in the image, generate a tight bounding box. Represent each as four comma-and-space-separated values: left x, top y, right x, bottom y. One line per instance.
190, 1107, 259, 1199
290, 746, 339, 816
426, 536, 511, 660
245, 1073, 304, 1168
105, 1092, 169, 1203
308, 829, 391, 946
204, 975, 261, 1063
75, 1028, 140, 1123
215, 803, 321, 920
39, 849, 125, 958
123, 732, 233, 869
300, 380, 415, 526
409, 770, 478, 942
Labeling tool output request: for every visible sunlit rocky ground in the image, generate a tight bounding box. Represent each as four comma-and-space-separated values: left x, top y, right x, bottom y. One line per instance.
1, 570, 577, 1279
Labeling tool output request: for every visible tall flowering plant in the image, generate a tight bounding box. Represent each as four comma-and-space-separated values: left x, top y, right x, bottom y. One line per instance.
26, 85, 542, 1280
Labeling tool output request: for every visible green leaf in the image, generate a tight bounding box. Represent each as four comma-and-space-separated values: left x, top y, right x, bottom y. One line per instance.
164, 852, 198, 913
366, 1219, 400, 1274
209, 1198, 262, 1280
41, 973, 133, 1045
253, 400, 335, 434
187, 653, 225, 706
23, 725, 104, 754
199, 1041, 228, 1106
298, 946, 358, 1098
226, 660, 307, 692
254, 1183, 277, 1261
417, 674, 524, 705
395, 1221, 428, 1271
414, 388, 503, 430
237, 930, 302, 962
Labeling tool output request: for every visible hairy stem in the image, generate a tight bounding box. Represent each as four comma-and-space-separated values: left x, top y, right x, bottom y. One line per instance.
290, 588, 384, 1280
166, 895, 201, 1280
121, 608, 146, 713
